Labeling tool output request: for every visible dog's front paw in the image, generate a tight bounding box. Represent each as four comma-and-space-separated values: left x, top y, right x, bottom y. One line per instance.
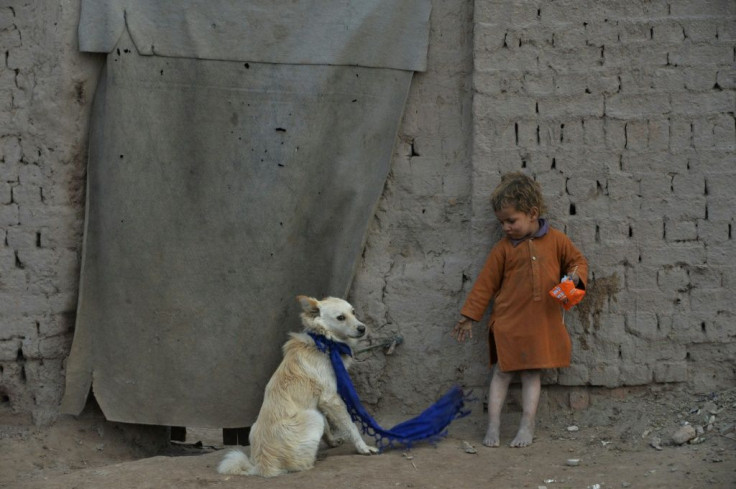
356, 442, 379, 455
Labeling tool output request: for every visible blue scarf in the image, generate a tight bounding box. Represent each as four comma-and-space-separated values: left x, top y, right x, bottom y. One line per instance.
308, 332, 469, 450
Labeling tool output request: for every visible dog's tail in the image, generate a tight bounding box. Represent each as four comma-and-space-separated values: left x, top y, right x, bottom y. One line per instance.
217, 449, 256, 475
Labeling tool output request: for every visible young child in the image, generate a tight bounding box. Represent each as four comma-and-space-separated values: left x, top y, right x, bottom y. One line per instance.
451, 172, 588, 448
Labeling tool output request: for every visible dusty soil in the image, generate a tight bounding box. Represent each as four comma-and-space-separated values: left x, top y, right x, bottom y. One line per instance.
1, 385, 734, 489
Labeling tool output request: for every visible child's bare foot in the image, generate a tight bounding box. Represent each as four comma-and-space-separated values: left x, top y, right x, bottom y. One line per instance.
510, 416, 534, 447
483, 425, 500, 447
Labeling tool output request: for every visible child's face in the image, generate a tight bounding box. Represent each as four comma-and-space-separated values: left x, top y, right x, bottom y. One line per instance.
494, 205, 540, 241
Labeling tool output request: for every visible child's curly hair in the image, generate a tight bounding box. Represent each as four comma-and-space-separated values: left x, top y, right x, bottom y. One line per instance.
490, 172, 547, 215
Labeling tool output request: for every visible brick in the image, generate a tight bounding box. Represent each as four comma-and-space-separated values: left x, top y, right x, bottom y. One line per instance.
669, 44, 733, 67
539, 46, 604, 71
567, 388, 590, 410
705, 239, 736, 267
618, 21, 654, 44
474, 46, 539, 72
696, 219, 731, 245
625, 120, 648, 150
620, 365, 653, 386
589, 364, 620, 387
670, 91, 735, 116
582, 118, 606, 147
618, 335, 650, 363
657, 265, 691, 293
473, 70, 524, 96
640, 241, 707, 266
691, 288, 734, 318
653, 361, 688, 383
587, 72, 621, 95
558, 365, 590, 386
715, 68, 735, 90
553, 25, 587, 48
637, 171, 672, 198
604, 119, 627, 149
626, 310, 669, 340
683, 67, 718, 91
626, 264, 660, 290
10, 183, 41, 205
669, 117, 694, 150
652, 67, 686, 91
0, 203, 19, 226
515, 120, 538, 148
0, 182, 10, 204
590, 313, 626, 343
701, 194, 734, 221
0, 338, 23, 361
0, 135, 22, 167
693, 115, 736, 151
604, 44, 669, 70
606, 93, 670, 119
669, 0, 736, 16
670, 315, 707, 343
474, 93, 537, 120
688, 264, 725, 288
648, 117, 669, 150
0, 28, 21, 50
665, 220, 698, 242
475, 2, 541, 26
652, 21, 686, 43
584, 20, 623, 47
523, 72, 555, 96
697, 311, 736, 342
672, 172, 705, 196
552, 72, 589, 96
642, 196, 707, 221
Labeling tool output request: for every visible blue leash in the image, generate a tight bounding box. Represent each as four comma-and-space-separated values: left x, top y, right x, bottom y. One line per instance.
308, 332, 470, 450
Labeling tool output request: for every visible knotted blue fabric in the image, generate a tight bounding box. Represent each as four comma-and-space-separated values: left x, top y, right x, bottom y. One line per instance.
308, 332, 470, 450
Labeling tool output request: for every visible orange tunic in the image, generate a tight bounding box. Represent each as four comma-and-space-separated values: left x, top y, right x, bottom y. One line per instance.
460, 227, 588, 372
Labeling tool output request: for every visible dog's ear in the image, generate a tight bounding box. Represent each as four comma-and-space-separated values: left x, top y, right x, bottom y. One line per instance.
297, 295, 320, 317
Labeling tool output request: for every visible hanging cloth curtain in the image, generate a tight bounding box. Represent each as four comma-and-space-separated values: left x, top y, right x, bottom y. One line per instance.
61, 0, 431, 428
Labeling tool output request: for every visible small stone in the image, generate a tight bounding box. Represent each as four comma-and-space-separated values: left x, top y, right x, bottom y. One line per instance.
566, 458, 581, 466
567, 425, 579, 432
672, 424, 697, 445
703, 401, 719, 414
461, 441, 477, 454
650, 436, 663, 450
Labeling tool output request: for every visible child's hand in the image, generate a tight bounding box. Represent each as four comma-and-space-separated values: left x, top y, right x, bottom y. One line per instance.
451, 316, 474, 343
567, 268, 582, 287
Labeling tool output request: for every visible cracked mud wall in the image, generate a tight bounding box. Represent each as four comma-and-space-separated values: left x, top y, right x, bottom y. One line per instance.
351, 0, 735, 413
1, 0, 735, 425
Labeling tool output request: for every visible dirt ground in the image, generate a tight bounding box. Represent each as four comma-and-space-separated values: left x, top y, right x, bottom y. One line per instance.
1, 385, 734, 489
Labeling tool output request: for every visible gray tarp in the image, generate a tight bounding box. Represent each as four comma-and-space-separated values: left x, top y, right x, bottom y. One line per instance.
61, 1, 431, 428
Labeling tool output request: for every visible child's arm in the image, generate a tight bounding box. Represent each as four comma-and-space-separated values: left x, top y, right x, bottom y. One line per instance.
562, 237, 588, 290
452, 245, 505, 343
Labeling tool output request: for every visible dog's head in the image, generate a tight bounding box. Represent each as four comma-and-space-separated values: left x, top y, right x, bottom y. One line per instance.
297, 296, 366, 346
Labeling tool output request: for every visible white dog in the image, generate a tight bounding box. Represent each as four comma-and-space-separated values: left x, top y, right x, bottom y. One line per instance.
217, 295, 378, 477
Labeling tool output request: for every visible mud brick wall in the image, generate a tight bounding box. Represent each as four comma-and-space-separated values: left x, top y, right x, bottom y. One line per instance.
464, 0, 735, 392
1, 0, 734, 424
0, 3, 103, 424
353, 0, 735, 413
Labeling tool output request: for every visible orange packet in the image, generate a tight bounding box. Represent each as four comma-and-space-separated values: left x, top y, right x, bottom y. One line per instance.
549, 277, 585, 310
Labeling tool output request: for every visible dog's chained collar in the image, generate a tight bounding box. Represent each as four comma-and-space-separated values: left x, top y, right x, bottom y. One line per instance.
307, 332, 469, 450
